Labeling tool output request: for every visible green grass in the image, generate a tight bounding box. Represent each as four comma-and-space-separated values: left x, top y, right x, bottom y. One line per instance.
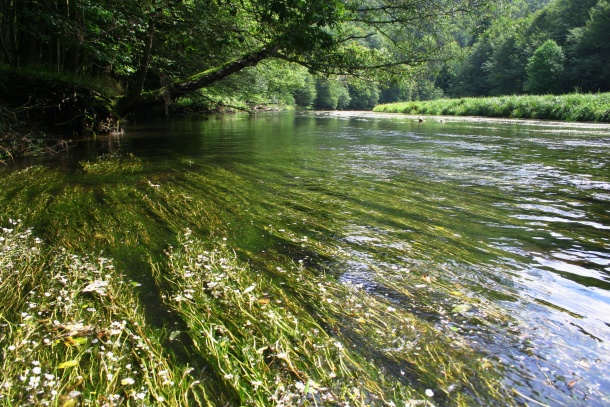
373, 93, 610, 122
0, 156, 517, 406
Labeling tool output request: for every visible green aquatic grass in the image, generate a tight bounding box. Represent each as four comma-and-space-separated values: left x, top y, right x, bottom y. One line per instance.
152, 231, 512, 406
79, 153, 144, 177
0, 156, 520, 406
0, 223, 212, 406
373, 93, 610, 122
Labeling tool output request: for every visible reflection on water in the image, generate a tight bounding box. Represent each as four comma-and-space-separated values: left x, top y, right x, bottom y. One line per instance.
4, 111, 610, 405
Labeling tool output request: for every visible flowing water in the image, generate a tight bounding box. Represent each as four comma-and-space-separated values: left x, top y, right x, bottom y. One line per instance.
2, 111, 610, 405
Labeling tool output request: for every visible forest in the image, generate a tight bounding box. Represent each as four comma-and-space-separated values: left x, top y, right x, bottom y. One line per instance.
0, 0, 609, 136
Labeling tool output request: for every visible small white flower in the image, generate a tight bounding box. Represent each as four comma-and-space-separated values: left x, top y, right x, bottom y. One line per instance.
425, 389, 434, 397
121, 377, 135, 386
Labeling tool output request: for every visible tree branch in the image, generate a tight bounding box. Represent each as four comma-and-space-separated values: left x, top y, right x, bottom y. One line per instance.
116, 44, 282, 115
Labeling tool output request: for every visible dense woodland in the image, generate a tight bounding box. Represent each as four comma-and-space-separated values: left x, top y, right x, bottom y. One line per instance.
443, 0, 610, 98
0, 0, 608, 133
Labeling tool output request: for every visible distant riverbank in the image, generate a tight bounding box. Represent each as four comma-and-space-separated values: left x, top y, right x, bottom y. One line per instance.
373, 93, 610, 122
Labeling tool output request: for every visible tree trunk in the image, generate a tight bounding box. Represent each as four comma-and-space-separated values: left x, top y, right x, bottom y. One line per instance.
116, 44, 281, 116
115, 18, 155, 113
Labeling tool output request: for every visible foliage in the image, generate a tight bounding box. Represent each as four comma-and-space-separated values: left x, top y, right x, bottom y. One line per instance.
524, 39, 566, 94
445, 0, 610, 98
313, 78, 351, 110
0, 0, 494, 120
374, 92, 610, 122
526, 0, 599, 46
4, 0, 608, 121
566, 0, 610, 92
293, 75, 318, 108
348, 81, 380, 110
481, 19, 530, 95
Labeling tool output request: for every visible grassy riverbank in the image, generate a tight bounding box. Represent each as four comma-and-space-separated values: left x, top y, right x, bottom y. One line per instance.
373, 93, 610, 122
0, 155, 516, 406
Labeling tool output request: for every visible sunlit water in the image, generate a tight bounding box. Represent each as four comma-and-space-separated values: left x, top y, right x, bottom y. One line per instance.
6, 111, 610, 404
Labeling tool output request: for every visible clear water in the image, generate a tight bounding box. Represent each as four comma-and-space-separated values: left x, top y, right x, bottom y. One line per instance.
5, 111, 610, 404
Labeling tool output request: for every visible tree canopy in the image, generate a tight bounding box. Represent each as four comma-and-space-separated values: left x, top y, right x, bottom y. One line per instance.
0, 0, 491, 118
444, 0, 610, 97
2, 0, 608, 130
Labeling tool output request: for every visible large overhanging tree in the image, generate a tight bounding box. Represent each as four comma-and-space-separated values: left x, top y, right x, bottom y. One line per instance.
0, 0, 490, 125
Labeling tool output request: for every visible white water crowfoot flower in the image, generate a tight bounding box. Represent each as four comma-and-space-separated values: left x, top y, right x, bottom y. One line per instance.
0, 223, 198, 406
82, 280, 109, 296
121, 377, 135, 386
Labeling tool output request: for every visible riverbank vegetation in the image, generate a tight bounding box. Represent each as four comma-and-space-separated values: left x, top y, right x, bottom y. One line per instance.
0, 0, 486, 127
373, 92, 610, 122
0, 156, 523, 406
1, 0, 609, 153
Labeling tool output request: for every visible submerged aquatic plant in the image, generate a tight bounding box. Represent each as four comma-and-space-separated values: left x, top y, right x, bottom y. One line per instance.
152, 230, 512, 406
0, 222, 211, 406
1, 155, 571, 406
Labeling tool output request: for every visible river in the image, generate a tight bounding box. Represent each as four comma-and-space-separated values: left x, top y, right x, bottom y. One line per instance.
2, 111, 610, 405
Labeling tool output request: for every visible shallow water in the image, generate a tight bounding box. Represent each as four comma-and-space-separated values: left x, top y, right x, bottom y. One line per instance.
4, 111, 610, 404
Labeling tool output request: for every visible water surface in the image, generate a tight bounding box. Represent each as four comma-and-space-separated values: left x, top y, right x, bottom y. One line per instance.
4, 112, 610, 405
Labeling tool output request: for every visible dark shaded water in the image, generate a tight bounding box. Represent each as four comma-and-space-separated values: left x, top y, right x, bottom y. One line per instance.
5, 111, 610, 404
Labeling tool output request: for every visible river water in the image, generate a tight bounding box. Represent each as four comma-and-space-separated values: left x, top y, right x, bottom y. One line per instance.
4, 111, 610, 404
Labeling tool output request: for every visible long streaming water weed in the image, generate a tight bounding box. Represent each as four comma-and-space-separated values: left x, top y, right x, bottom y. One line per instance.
151, 230, 512, 406
0, 161, 514, 406
0, 223, 211, 406
2, 127, 607, 407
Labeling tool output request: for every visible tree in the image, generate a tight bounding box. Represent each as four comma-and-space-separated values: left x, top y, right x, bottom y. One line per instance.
313, 78, 350, 110
448, 39, 495, 97
1, 0, 492, 115
526, 0, 599, 46
566, 0, 610, 92
293, 75, 317, 108
444, 0, 608, 98
524, 39, 565, 94
348, 81, 380, 110
482, 18, 530, 95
